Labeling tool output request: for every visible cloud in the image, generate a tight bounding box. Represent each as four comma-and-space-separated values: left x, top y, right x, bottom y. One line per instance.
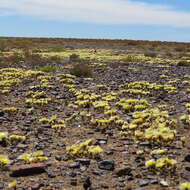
0, 0, 190, 27
0, 8, 16, 16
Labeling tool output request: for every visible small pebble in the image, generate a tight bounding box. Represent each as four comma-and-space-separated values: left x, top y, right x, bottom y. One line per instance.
139, 180, 149, 187
160, 180, 169, 187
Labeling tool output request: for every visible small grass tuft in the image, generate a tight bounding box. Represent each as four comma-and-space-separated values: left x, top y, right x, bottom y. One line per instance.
37, 65, 57, 72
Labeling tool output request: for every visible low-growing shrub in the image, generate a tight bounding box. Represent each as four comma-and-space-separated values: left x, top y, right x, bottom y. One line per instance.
175, 46, 186, 52
11, 52, 23, 65
37, 65, 57, 72
24, 53, 45, 66
127, 41, 138, 46
120, 54, 142, 63
69, 53, 80, 62
0, 41, 6, 52
144, 51, 157, 58
70, 63, 93, 77
177, 60, 190, 67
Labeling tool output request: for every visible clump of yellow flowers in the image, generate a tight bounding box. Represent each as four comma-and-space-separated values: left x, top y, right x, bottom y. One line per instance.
0, 155, 10, 168
8, 180, 17, 189
150, 149, 167, 155
39, 115, 65, 130
25, 97, 53, 105
0, 132, 25, 145
0, 132, 8, 142
116, 98, 150, 112
18, 151, 48, 163
179, 182, 190, 190
9, 135, 26, 144
0, 68, 44, 93
145, 157, 177, 171
120, 107, 177, 144
2, 107, 18, 113
66, 139, 103, 158
180, 115, 190, 126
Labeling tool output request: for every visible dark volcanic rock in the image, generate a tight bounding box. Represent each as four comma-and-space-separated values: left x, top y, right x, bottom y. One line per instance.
77, 159, 91, 165
185, 166, 190, 171
0, 111, 5, 117
55, 155, 62, 161
184, 154, 190, 162
115, 167, 132, 176
98, 160, 115, 171
92, 170, 103, 176
150, 179, 159, 184
83, 177, 92, 190
70, 178, 77, 186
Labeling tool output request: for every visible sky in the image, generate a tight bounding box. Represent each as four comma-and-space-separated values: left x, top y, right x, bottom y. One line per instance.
0, 0, 190, 42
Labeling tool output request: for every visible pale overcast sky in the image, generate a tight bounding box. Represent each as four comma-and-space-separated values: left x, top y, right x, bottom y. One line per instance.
0, 0, 190, 42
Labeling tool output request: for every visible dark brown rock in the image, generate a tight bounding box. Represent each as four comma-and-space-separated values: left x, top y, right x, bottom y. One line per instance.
10, 162, 51, 177
115, 167, 132, 176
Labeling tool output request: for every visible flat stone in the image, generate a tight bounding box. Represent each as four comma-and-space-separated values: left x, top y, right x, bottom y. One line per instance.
31, 183, 44, 190
98, 160, 115, 171
139, 142, 151, 146
150, 179, 159, 184
160, 180, 169, 187
68, 162, 80, 169
67, 172, 77, 177
139, 180, 149, 187
96, 138, 107, 144
16, 144, 28, 149
10, 162, 50, 177
77, 159, 90, 165
112, 147, 125, 152
92, 170, 103, 176
115, 167, 132, 176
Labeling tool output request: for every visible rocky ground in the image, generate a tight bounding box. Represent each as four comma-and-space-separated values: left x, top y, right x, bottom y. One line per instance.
1, 44, 190, 190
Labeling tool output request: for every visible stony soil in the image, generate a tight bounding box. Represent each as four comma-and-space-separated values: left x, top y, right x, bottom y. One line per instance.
1, 50, 190, 190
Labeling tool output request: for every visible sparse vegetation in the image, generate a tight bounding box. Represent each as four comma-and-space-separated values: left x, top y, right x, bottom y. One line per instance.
0, 37, 190, 189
